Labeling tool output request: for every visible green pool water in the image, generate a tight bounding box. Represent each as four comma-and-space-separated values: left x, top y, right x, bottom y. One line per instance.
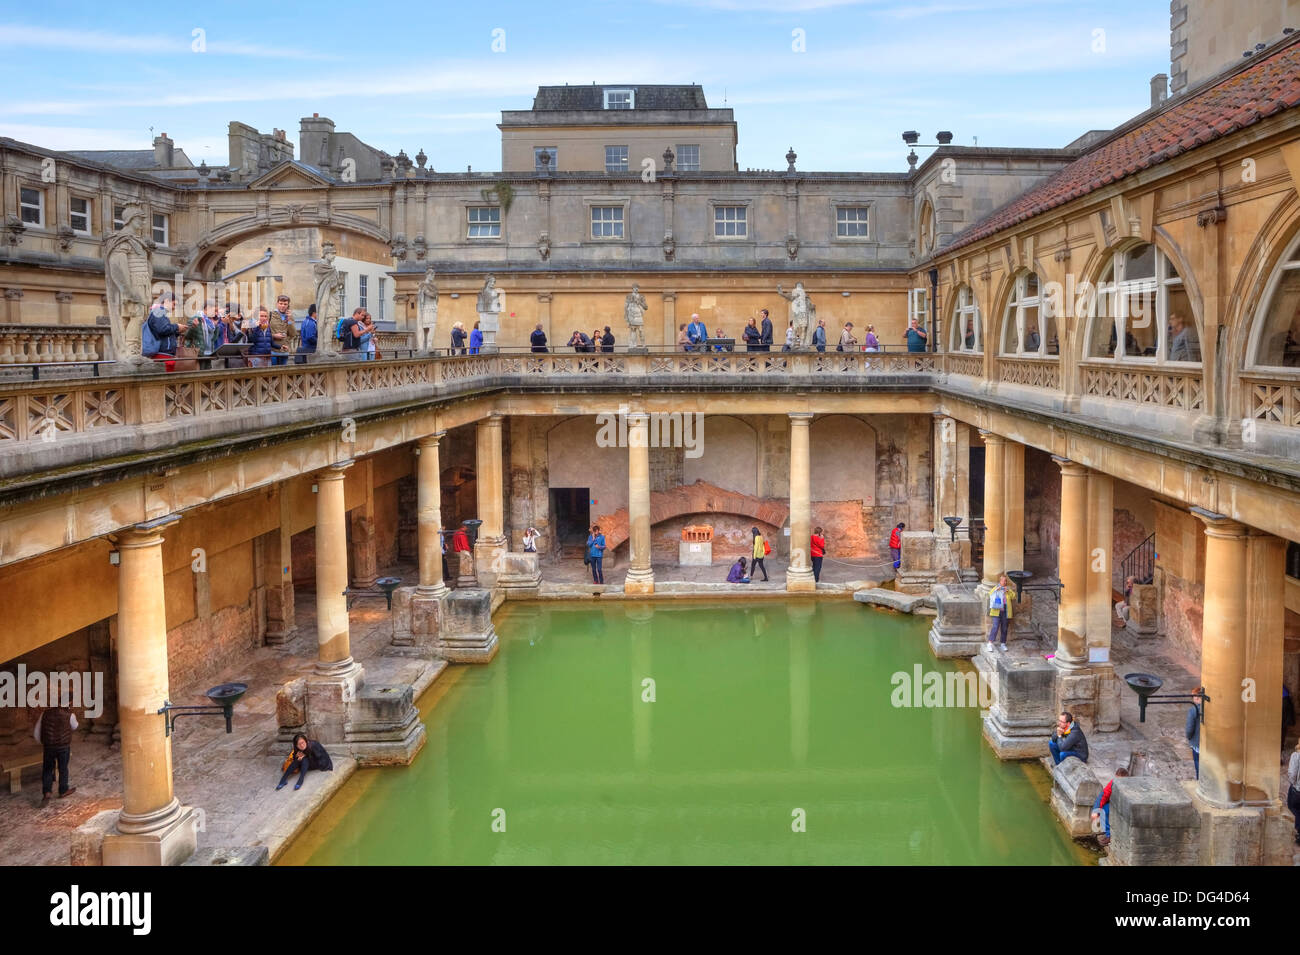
283, 600, 1093, 866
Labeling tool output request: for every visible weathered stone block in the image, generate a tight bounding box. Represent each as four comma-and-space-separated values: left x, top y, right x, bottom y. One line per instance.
982, 654, 1057, 759
1126, 583, 1159, 635
275, 677, 307, 730
70, 809, 117, 866
678, 539, 712, 566
497, 552, 542, 596
927, 583, 986, 658
436, 589, 499, 663
1110, 777, 1200, 866
854, 587, 927, 613
1051, 756, 1101, 837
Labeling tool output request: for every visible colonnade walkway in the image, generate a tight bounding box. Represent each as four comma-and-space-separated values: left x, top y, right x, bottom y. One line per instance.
0, 562, 441, 867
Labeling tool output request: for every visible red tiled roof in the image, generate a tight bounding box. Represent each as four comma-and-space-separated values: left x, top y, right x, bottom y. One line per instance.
944, 37, 1300, 254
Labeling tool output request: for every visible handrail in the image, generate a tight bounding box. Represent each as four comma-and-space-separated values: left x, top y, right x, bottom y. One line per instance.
1120, 532, 1155, 585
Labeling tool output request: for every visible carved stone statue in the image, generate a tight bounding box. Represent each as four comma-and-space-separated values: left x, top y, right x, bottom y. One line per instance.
102, 203, 152, 365
777, 281, 813, 348
313, 241, 344, 354
623, 284, 647, 348
417, 265, 439, 352
476, 274, 503, 351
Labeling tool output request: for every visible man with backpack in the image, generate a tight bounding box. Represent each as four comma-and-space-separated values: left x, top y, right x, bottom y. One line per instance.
143, 291, 182, 366
338, 308, 365, 359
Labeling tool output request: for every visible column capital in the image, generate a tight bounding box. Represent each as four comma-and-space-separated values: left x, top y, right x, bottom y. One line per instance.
977, 429, 1004, 446
1191, 507, 1246, 538
662, 290, 677, 302
1052, 455, 1088, 476
788, 411, 814, 424
479, 412, 504, 428
416, 430, 447, 451
318, 459, 353, 481
114, 513, 181, 547
624, 410, 651, 423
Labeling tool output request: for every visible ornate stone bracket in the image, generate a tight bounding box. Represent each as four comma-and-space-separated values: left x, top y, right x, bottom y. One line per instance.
390, 234, 407, 260
1196, 204, 1227, 227
412, 234, 427, 260
662, 231, 675, 262
4, 216, 25, 247
57, 226, 76, 251
786, 234, 799, 261
537, 232, 551, 261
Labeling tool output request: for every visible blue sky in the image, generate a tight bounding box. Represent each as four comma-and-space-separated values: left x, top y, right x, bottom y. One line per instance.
0, 0, 1170, 173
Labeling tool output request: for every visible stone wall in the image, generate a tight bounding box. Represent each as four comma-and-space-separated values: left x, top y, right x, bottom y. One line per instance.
1154, 501, 1206, 659
1024, 446, 1060, 566
374, 481, 399, 569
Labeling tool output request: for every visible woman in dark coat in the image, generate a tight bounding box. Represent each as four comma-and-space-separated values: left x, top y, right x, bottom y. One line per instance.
276, 733, 333, 791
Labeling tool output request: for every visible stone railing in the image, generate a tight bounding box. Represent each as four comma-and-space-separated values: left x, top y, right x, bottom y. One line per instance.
945, 353, 983, 378
1081, 362, 1205, 413
0, 349, 940, 450
997, 356, 1062, 390
0, 324, 111, 364
1241, 372, 1300, 426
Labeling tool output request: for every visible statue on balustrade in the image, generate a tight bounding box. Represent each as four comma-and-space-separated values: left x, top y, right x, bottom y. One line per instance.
776, 281, 813, 348
102, 203, 152, 366
313, 241, 344, 354
417, 265, 439, 353
623, 284, 647, 349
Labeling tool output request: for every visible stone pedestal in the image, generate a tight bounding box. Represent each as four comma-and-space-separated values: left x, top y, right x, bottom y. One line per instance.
1110, 777, 1200, 866
497, 552, 542, 597
102, 805, 199, 867
474, 536, 508, 589
1056, 664, 1122, 733
454, 550, 477, 589
896, 531, 943, 593
1050, 757, 1101, 838
437, 589, 499, 663
927, 584, 986, 658
981, 653, 1057, 759
1125, 583, 1159, 635
679, 540, 712, 566
477, 310, 499, 350
277, 663, 426, 766
389, 585, 447, 654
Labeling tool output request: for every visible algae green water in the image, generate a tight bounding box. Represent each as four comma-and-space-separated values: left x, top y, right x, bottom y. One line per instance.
285, 600, 1093, 865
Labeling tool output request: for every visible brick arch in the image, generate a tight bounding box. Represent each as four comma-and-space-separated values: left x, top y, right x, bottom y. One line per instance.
594, 480, 789, 553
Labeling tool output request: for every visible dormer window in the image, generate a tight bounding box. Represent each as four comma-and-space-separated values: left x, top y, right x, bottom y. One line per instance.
604, 88, 634, 110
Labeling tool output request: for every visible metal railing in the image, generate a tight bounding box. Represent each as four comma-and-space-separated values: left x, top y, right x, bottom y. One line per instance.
1120, 532, 1155, 585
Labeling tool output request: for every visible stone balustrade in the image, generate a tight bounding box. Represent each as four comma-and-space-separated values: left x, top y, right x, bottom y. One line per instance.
0, 325, 110, 364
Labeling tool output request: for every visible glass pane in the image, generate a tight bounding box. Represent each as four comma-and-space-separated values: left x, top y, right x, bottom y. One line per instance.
1165, 287, 1199, 361
1124, 243, 1155, 280
1024, 273, 1039, 297
1086, 292, 1116, 358
20, 187, 39, 205
1124, 289, 1158, 356
1003, 306, 1021, 353
1023, 305, 1041, 353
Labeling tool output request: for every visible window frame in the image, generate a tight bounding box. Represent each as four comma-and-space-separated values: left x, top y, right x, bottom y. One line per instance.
835, 205, 870, 239
711, 202, 749, 239
359, 274, 368, 310
1000, 271, 1056, 358
69, 196, 92, 235
19, 186, 45, 227
466, 205, 502, 240
589, 204, 626, 240
113, 204, 126, 231
1085, 242, 1196, 365
603, 88, 634, 110
1244, 232, 1300, 372
533, 147, 558, 173
675, 144, 700, 172
604, 145, 629, 174
948, 284, 982, 353
151, 212, 170, 246
377, 277, 386, 322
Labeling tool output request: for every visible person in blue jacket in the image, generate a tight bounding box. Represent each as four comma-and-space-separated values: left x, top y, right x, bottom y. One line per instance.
295, 304, 318, 364
586, 523, 606, 584
469, 321, 484, 355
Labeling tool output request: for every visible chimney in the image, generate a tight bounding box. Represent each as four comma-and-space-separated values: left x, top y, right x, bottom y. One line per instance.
153, 132, 174, 168
1150, 73, 1169, 108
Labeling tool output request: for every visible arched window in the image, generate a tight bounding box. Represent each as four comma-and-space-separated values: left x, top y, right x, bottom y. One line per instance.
948, 284, 981, 352
1084, 242, 1196, 363
919, 199, 935, 254
1247, 234, 1300, 369
1000, 271, 1056, 356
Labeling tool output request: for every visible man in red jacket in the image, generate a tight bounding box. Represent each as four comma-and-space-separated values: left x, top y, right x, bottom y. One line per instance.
889, 522, 905, 570
1090, 767, 1128, 847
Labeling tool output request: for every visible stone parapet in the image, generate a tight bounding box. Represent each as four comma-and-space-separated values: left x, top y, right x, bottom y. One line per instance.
1050, 756, 1102, 838
1109, 777, 1199, 866
927, 583, 986, 658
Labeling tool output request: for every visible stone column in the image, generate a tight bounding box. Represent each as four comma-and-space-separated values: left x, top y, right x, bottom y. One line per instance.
348, 458, 378, 589
1243, 530, 1285, 803
662, 291, 677, 349
786, 412, 816, 592
1194, 510, 1248, 807
624, 412, 655, 595
978, 430, 1005, 589
105, 515, 196, 866
1054, 458, 1089, 669
474, 413, 508, 586
1002, 439, 1024, 572
315, 461, 357, 676
417, 432, 449, 596
1084, 471, 1115, 647
264, 487, 297, 645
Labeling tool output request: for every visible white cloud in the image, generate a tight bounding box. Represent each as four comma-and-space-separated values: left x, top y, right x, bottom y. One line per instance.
0, 23, 338, 60
0, 124, 149, 151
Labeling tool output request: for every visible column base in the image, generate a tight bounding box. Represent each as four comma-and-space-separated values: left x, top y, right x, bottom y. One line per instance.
497, 552, 543, 597
436, 588, 500, 663
926, 584, 986, 658
103, 801, 197, 866
389, 585, 449, 649
624, 567, 655, 596
474, 536, 508, 589
785, 568, 816, 592
980, 652, 1058, 759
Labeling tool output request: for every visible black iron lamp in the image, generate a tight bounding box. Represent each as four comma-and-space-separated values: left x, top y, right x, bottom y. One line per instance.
1006, 569, 1033, 601
942, 516, 963, 541
158, 682, 247, 737
1124, 674, 1207, 724
462, 518, 483, 548
375, 576, 402, 610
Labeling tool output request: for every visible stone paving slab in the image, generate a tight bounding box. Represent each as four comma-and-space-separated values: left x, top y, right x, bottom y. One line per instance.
853, 588, 935, 613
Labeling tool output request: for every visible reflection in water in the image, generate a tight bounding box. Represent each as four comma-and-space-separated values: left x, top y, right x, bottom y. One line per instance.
287, 601, 1093, 866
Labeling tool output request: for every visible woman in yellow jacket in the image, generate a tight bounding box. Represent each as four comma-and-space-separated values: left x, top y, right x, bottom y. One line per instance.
750, 526, 770, 582
987, 573, 1013, 651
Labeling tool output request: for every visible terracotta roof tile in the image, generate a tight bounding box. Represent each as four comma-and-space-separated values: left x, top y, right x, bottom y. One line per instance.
944, 39, 1300, 254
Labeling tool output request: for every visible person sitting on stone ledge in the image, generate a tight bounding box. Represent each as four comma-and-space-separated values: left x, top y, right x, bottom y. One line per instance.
1048, 711, 1089, 765
726, 557, 751, 584
1114, 574, 1137, 627
276, 733, 332, 791
1090, 766, 1127, 847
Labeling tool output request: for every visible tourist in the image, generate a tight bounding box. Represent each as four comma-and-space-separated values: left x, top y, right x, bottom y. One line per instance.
601, 326, 615, 352
295, 304, 318, 364
276, 733, 333, 791
964, 320, 975, 350
192, 300, 220, 356
750, 526, 770, 582
864, 323, 880, 352
726, 556, 751, 583
530, 324, 548, 352
1024, 323, 1040, 352
523, 527, 540, 552
269, 294, 294, 366
889, 521, 905, 569
568, 329, 591, 352
359, 311, 377, 360
33, 704, 77, 807
811, 319, 827, 352
905, 317, 928, 353
247, 306, 275, 367
676, 323, 690, 351
1048, 711, 1089, 764
686, 313, 709, 351
450, 321, 467, 355
451, 526, 471, 554
468, 320, 483, 355
217, 304, 246, 367
1168, 312, 1199, 362
1287, 739, 1300, 845
783, 322, 795, 351
743, 317, 761, 351
340, 308, 365, 360
987, 572, 1013, 652
439, 529, 450, 583
1186, 687, 1203, 778
759, 308, 773, 351
712, 327, 732, 352
1090, 767, 1128, 847
586, 524, 606, 584
1114, 575, 1136, 627
811, 526, 826, 583
838, 322, 857, 352
143, 290, 181, 360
